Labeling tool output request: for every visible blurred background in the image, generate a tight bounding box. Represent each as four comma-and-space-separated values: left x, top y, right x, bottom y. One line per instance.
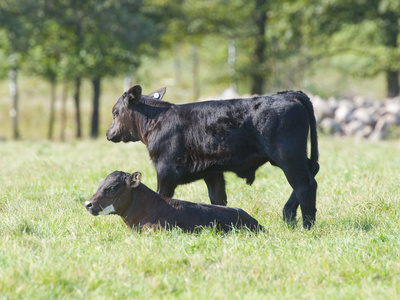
0, 0, 399, 141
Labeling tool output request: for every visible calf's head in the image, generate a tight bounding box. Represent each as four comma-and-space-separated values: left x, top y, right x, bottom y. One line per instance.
106, 85, 166, 143
85, 171, 142, 216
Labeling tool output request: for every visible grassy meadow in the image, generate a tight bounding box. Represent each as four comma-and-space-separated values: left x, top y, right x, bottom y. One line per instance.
1, 136, 400, 299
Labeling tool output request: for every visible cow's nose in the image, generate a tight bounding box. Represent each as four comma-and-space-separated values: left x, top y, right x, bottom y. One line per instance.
85, 201, 93, 209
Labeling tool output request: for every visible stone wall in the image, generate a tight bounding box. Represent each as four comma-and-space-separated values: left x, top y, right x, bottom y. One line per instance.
311, 95, 400, 140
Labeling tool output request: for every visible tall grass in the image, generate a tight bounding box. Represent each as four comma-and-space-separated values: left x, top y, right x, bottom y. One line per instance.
1, 137, 400, 299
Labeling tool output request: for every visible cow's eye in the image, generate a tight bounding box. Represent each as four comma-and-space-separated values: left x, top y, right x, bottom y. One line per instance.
113, 110, 119, 117
104, 184, 119, 194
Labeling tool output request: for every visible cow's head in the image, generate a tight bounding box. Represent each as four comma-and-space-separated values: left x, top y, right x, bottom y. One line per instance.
106, 85, 166, 143
85, 171, 142, 216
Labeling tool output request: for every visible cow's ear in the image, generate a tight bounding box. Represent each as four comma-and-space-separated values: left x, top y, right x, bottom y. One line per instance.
147, 87, 167, 101
126, 85, 142, 106
127, 172, 142, 189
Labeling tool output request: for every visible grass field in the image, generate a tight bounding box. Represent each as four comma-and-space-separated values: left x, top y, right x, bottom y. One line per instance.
1, 137, 400, 299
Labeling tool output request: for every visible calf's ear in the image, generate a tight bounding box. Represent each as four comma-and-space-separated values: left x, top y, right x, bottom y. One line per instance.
127, 172, 142, 189
147, 87, 167, 100
125, 85, 142, 106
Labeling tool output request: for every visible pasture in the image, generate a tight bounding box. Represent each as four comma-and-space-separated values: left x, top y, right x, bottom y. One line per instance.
1, 137, 399, 299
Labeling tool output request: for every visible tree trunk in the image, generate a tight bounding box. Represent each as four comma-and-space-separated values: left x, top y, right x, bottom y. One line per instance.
386, 71, 399, 98
228, 39, 237, 91
9, 64, 19, 140
48, 80, 56, 140
74, 77, 82, 138
192, 45, 200, 101
124, 73, 132, 92
60, 81, 68, 141
382, 12, 399, 97
91, 77, 101, 139
251, 0, 268, 95
174, 44, 182, 84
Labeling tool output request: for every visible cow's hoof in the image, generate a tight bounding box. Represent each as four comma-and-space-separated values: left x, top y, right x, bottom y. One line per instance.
283, 211, 297, 228
302, 218, 315, 230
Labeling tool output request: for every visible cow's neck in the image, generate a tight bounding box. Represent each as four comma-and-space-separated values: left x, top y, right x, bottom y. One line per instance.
121, 184, 172, 228
136, 99, 173, 146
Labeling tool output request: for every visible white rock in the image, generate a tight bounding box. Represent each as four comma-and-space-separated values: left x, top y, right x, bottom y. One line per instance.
319, 118, 342, 135
353, 107, 377, 126
312, 96, 335, 121
343, 120, 365, 136
334, 100, 355, 123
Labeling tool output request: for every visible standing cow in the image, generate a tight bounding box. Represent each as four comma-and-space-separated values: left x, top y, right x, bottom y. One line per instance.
106, 85, 319, 229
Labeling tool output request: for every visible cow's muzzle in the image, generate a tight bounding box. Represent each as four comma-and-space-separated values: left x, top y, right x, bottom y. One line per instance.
85, 201, 99, 216
106, 131, 121, 143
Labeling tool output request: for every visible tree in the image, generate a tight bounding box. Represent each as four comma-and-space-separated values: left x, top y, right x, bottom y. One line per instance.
26, 18, 66, 140
0, 1, 37, 139
250, 0, 268, 95
151, 0, 270, 94
151, 0, 310, 95
49, 0, 163, 138
16, 0, 163, 139
308, 0, 400, 97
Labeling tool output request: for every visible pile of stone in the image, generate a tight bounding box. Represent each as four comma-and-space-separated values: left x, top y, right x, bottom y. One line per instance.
311, 95, 400, 140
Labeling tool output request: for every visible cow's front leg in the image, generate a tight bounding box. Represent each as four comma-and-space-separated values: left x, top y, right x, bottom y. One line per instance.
156, 175, 177, 198
204, 173, 227, 206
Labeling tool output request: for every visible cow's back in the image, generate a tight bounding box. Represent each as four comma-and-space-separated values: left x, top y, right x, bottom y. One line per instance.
161, 96, 308, 182
165, 200, 261, 232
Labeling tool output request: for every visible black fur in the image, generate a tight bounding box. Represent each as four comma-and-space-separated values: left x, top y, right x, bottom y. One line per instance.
107, 85, 319, 229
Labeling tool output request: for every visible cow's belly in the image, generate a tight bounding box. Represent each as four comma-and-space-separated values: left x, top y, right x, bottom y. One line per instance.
178, 151, 269, 185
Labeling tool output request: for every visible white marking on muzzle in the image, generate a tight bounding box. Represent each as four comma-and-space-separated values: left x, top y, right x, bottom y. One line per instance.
99, 204, 116, 215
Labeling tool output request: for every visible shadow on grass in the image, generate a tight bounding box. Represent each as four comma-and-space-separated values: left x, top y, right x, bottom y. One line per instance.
341, 216, 376, 232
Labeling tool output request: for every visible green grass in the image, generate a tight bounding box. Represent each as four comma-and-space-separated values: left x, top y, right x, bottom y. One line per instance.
1, 137, 400, 299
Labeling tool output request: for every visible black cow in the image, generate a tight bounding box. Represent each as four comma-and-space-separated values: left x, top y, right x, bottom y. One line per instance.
106, 85, 319, 229
85, 170, 262, 232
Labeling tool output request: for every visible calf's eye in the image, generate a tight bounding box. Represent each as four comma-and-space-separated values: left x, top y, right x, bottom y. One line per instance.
104, 184, 119, 194
113, 110, 119, 117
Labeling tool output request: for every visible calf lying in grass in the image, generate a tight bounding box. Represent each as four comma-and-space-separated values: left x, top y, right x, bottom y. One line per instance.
85, 171, 262, 233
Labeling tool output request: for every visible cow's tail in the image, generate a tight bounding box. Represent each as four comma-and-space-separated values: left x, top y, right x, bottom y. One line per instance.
295, 91, 319, 176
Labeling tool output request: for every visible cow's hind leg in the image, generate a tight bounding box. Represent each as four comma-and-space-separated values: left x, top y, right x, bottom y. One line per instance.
301, 176, 317, 229
275, 155, 317, 229
283, 192, 300, 226
283, 165, 317, 229
282, 156, 319, 226
204, 173, 227, 206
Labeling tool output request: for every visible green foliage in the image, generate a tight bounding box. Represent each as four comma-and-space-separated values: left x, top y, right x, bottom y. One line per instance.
0, 30, 12, 79
0, 0, 164, 81
0, 1, 38, 74
150, 0, 254, 43
312, 0, 400, 82
1, 0, 400, 99
1, 138, 400, 298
